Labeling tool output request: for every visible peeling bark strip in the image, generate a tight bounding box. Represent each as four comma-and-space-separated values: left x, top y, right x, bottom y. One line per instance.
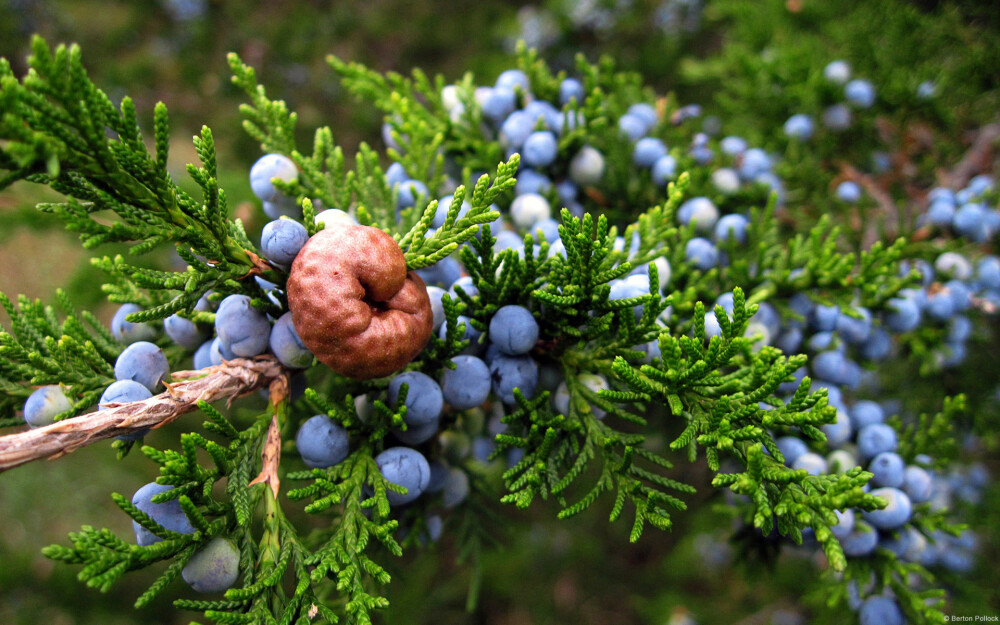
0, 357, 286, 473
248, 414, 282, 498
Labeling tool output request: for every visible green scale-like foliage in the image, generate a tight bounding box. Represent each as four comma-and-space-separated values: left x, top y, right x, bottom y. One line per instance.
0, 289, 120, 425
0, 38, 268, 323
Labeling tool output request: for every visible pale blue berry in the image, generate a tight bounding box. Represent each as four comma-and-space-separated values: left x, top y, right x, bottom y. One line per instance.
296, 415, 350, 469
568, 146, 605, 186
131, 482, 195, 546
250, 154, 297, 203
522, 131, 558, 168
510, 193, 551, 230
859, 597, 904, 625
651, 154, 677, 186
23, 385, 72, 428
869, 452, 906, 488
618, 113, 648, 141
182, 537, 240, 593
714, 214, 749, 244
559, 78, 585, 106
489, 354, 539, 404
115, 341, 169, 393
269, 312, 312, 369
376, 447, 431, 506
260, 218, 309, 265
163, 314, 207, 349
441, 355, 491, 410
845, 79, 876, 108
633, 137, 668, 168
864, 487, 912, 530
684, 238, 719, 271
783, 114, 814, 140
388, 371, 443, 427
836, 181, 862, 203
111, 303, 158, 344
822, 104, 852, 131
488, 305, 539, 355
495, 69, 529, 92
215, 295, 271, 357
841, 520, 878, 557
823, 60, 851, 84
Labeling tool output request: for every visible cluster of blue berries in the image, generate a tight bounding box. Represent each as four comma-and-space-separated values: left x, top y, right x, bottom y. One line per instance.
410, 66, 788, 294
781, 60, 878, 142
65, 154, 321, 433
896, 251, 999, 368
748, 244, 1000, 396
130, 481, 239, 593
292, 302, 542, 520
95, 280, 314, 422
920, 176, 999, 243
771, 391, 987, 622
23, 308, 177, 436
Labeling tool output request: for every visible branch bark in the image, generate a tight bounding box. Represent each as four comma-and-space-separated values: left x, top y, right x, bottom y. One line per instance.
941, 121, 1000, 190
0, 357, 287, 473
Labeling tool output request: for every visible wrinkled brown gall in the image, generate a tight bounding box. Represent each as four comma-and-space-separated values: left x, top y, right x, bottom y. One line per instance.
286, 225, 433, 379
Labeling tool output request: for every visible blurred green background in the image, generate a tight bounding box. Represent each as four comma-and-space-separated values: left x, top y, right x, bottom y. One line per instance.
1, 1, 999, 623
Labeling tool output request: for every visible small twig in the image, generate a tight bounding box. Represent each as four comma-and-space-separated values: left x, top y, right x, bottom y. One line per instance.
838, 162, 899, 247
941, 121, 1000, 190
0, 357, 286, 473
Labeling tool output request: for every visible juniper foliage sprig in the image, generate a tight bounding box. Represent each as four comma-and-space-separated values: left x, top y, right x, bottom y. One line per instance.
232, 53, 390, 226
451, 474, 504, 612
0, 289, 119, 423
286, 449, 404, 625
329, 56, 482, 182
496, 382, 696, 541
398, 162, 516, 270
41, 401, 265, 608
0, 37, 262, 322
889, 394, 963, 465
607, 289, 885, 568
529, 209, 670, 347
279, 388, 435, 623
820, 548, 950, 625
729, 200, 913, 309
42, 397, 346, 625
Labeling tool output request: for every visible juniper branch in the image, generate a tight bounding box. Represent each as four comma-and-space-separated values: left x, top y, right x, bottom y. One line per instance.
0, 357, 287, 472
